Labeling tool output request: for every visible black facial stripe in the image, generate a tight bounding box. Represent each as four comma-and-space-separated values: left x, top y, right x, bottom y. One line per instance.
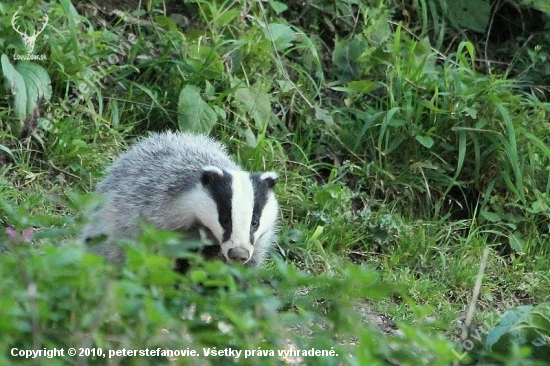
249, 173, 272, 244
201, 169, 233, 242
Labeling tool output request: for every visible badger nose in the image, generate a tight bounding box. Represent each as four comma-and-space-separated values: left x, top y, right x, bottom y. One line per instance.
227, 247, 250, 263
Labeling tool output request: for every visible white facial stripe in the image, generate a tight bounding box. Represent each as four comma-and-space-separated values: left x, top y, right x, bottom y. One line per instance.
202, 165, 223, 176
220, 171, 255, 260
179, 184, 224, 244
260, 171, 278, 180
254, 192, 278, 242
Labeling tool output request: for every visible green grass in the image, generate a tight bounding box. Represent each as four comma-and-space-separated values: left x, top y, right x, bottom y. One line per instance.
1, 0, 550, 364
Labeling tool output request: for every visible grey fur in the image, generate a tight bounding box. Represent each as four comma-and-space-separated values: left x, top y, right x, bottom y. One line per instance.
83, 131, 278, 267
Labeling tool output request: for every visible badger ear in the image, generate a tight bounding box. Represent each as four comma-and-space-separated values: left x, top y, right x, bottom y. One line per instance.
260, 172, 278, 189
201, 166, 224, 185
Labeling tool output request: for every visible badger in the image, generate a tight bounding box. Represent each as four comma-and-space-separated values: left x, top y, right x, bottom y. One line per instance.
83, 131, 279, 271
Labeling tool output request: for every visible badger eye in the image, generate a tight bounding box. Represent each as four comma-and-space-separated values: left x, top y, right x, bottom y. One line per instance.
251, 219, 259, 228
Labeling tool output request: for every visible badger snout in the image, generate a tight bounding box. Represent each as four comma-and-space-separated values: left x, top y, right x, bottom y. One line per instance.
227, 247, 250, 263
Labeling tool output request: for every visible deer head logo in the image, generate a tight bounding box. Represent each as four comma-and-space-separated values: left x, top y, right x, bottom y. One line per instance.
11, 10, 49, 54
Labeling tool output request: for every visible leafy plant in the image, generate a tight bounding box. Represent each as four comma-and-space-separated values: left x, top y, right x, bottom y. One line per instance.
1, 56, 52, 137
485, 303, 550, 361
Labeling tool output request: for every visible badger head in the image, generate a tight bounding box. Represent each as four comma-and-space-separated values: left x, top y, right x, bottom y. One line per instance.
190, 166, 278, 265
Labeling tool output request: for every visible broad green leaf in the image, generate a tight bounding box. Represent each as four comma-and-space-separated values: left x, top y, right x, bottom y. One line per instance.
1, 56, 52, 136
486, 302, 550, 357
244, 127, 257, 148
234, 84, 271, 131
520, 0, 550, 16
177, 85, 217, 134
187, 44, 223, 80
509, 231, 525, 253
153, 15, 179, 32
480, 210, 502, 223
264, 23, 295, 51
1, 54, 27, 122
285, 229, 302, 242
332, 38, 368, 82
15, 61, 52, 114
415, 135, 434, 149
212, 105, 226, 120
276, 79, 294, 93
268, 0, 288, 14
204, 80, 215, 98
213, 9, 240, 28
530, 199, 549, 214
486, 305, 533, 350
315, 106, 336, 128
444, 0, 491, 33
515, 302, 550, 332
